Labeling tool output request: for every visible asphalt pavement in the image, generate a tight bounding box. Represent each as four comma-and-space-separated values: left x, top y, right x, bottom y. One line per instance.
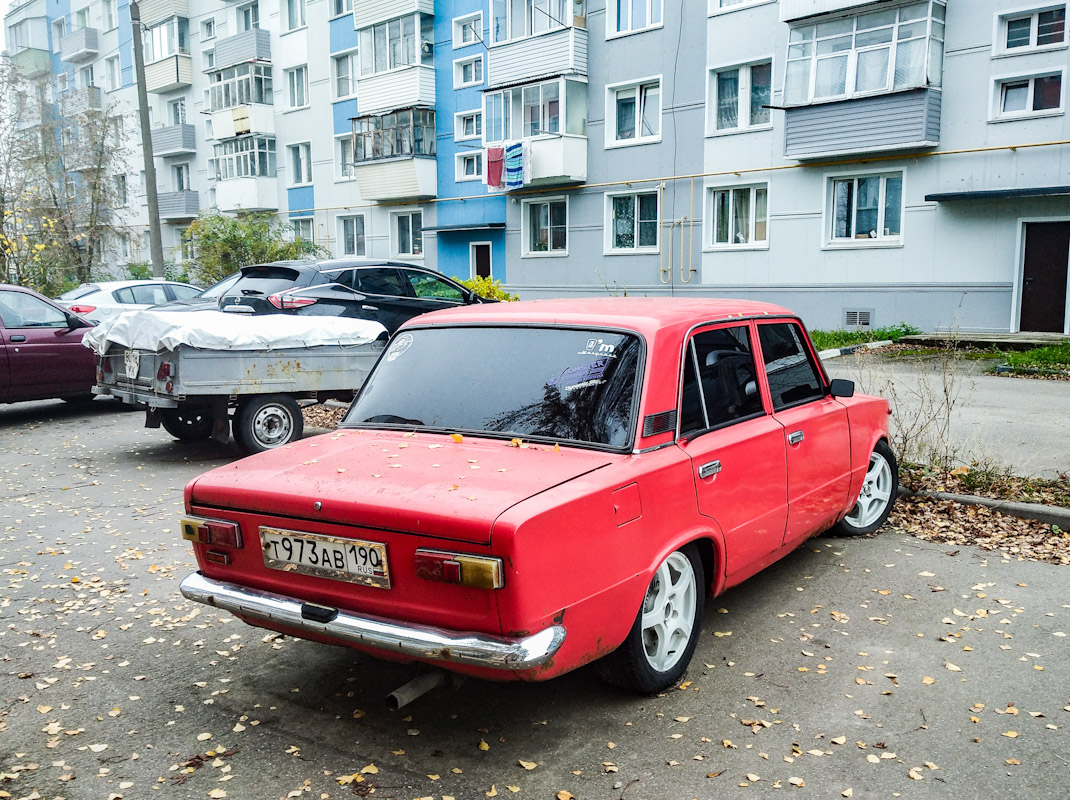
2, 399, 1069, 800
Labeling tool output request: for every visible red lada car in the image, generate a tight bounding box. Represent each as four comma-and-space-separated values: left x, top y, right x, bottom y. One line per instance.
179, 298, 896, 693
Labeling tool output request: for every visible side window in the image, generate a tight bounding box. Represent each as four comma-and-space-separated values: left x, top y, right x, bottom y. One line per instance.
113, 287, 135, 304
169, 285, 202, 301
405, 271, 464, 301
0, 293, 68, 327
679, 325, 763, 437
130, 285, 169, 304
757, 322, 824, 410
356, 268, 407, 296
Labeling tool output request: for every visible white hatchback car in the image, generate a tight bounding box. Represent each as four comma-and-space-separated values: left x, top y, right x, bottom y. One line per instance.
57, 280, 203, 323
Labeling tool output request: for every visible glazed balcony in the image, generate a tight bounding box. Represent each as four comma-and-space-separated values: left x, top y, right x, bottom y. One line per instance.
158, 190, 200, 220
216, 177, 278, 213
485, 134, 587, 189
487, 26, 587, 89
58, 86, 102, 115
60, 26, 98, 63
11, 46, 50, 78
145, 54, 193, 93
152, 123, 197, 157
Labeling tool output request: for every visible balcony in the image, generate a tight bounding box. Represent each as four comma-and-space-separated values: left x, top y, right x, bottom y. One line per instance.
158, 190, 200, 221
16, 99, 44, 131
60, 26, 98, 63
145, 54, 193, 93
780, 0, 876, 22
355, 66, 435, 116
211, 103, 275, 139
214, 28, 270, 71
784, 88, 941, 160
216, 177, 278, 213
487, 26, 587, 89
11, 47, 50, 78
354, 0, 429, 29
58, 86, 102, 115
152, 123, 197, 157
353, 157, 436, 202
137, 0, 189, 26
485, 134, 587, 189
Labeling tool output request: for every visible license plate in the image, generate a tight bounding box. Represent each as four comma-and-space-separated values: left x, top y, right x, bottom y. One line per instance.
259, 527, 390, 589
123, 350, 140, 379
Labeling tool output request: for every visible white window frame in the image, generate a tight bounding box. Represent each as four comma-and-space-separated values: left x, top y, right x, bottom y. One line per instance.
286, 65, 309, 109
604, 190, 660, 254
605, 76, 662, 147
994, 5, 1067, 56
170, 98, 186, 125
824, 170, 904, 249
521, 196, 568, 257
706, 58, 773, 136
201, 17, 215, 40
705, 184, 769, 251
205, 119, 214, 140
284, 0, 306, 32
991, 69, 1065, 120
393, 210, 423, 257
469, 241, 492, 280
455, 110, 482, 141
333, 51, 357, 99
455, 151, 483, 182
336, 135, 355, 180
238, 2, 259, 31
454, 55, 484, 89
491, 0, 568, 45
204, 49, 215, 70
453, 12, 482, 48
607, 0, 663, 39
708, 0, 776, 16
115, 173, 128, 207
337, 214, 366, 256
105, 55, 121, 92
289, 141, 312, 186
331, 0, 353, 19
103, 0, 117, 30
173, 162, 191, 192
292, 217, 313, 241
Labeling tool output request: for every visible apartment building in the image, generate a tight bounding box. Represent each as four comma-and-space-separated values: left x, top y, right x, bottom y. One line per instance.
6, 0, 1068, 333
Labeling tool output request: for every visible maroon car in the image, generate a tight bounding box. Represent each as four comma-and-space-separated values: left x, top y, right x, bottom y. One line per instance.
0, 284, 97, 404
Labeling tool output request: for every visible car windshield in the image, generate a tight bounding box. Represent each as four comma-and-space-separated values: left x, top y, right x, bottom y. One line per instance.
197, 273, 241, 298
344, 326, 642, 449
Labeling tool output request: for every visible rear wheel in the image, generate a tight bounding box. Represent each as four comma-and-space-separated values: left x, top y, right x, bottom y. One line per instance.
596, 543, 705, 694
234, 394, 304, 454
160, 407, 213, 441
833, 440, 897, 535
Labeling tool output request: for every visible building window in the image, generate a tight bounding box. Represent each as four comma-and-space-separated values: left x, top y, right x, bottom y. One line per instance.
523, 198, 567, 255
239, 2, 259, 31
204, 50, 215, 69
785, 2, 945, 106
712, 0, 768, 11
484, 77, 586, 143
105, 56, 121, 91
170, 98, 186, 125
709, 61, 771, 132
456, 111, 482, 140
829, 173, 903, 243
293, 218, 313, 241
339, 215, 366, 255
178, 228, 194, 261
143, 17, 189, 63
454, 55, 483, 89
607, 191, 658, 252
103, 0, 117, 30
201, 18, 215, 40
115, 174, 128, 206
608, 0, 662, 36
289, 142, 312, 185
456, 152, 483, 181
1002, 7, 1066, 51
212, 136, 276, 179
332, 0, 352, 17
337, 136, 355, 178
395, 211, 423, 256
286, 66, 308, 108
491, 0, 567, 43
205, 119, 214, 140
454, 13, 482, 48
709, 185, 767, 247
996, 73, 1063, 117
359, 14, 434, 76
209, 63, 273, 111
353, 108, 435, 161
285, 0, 306, 31
608, 78, 660, 144
173, 163, 191, 191
334, 52, 356, 98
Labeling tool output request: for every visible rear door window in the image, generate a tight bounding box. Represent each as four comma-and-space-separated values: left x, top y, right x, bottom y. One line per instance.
680, 325, 764, 437
168, 284, 202, 301
356, 268, 409, 297
403, 270, 465, 301
757, 322, 825, 410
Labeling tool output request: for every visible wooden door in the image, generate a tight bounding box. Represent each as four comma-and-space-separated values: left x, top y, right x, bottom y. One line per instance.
1021, 222, 1070, 333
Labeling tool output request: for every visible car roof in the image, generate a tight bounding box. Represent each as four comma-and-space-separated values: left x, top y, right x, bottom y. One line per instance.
0, 283, 46, 296
405, 297, 797, 339
242, 258, 435, 273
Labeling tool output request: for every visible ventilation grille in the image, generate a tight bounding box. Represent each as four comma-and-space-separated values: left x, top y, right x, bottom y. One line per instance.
642, 410, 677, 437
844, 309, 873, 329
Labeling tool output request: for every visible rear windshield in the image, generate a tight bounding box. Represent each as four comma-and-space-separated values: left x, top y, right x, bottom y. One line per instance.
227, 266, 308, 297
198, 273, 241, 298
344, 326, 642, 449
58, 284, 99, 300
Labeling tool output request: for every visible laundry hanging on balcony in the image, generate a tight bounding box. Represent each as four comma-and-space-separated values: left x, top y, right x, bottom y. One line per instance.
504, 142, 524, 189
485, 147, 505, 188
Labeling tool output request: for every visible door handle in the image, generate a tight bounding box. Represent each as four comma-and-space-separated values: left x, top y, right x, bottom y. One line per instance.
361, 305, 379, 311
788, 431, 804, 445
698, 460, 722, 479
10, 335, 26, 342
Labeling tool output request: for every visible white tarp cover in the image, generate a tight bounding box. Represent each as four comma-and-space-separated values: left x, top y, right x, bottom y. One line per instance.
84, 309, 387, 354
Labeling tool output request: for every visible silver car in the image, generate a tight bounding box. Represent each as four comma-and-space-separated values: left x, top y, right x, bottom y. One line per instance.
56, 280, 203, 323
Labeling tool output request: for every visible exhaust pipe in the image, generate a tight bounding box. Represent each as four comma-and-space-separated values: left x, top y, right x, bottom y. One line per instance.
387, 670, 448, 711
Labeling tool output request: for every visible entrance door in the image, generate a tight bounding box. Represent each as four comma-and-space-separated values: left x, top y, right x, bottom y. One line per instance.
1021, 222, 1070, 333
470, 243, 491, 279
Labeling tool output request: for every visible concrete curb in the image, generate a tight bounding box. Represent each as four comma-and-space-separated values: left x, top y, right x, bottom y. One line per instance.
819, 339, 893, 361
899, 486, 1070, 529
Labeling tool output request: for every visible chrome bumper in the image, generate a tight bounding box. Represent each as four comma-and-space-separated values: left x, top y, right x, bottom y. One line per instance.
179, 572, 566, 671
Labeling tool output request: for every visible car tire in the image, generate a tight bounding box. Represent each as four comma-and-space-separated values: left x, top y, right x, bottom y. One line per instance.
61, 394, 97, 405
832, 440, 898, 536
234, 395, 304, 454
596, 543, 705, 694
160, 408, 214, 442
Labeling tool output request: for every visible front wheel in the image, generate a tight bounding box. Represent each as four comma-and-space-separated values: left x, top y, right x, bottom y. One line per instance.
234, 395, 304, 454
596, 543, 705, 694
832, 440, 898, 535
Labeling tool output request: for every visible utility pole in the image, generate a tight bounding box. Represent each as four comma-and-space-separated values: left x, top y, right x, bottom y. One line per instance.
129, 0, 165, 277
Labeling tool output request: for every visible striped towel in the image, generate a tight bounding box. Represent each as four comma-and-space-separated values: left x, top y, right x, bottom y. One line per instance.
504, 141, 524, 189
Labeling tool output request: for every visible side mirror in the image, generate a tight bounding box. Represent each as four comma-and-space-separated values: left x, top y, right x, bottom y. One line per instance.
829, 378, 854, 398
66, 313, 91, 329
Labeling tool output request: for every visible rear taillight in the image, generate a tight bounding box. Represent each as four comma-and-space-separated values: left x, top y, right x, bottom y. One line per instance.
181, 516, 243, 548
157, 361, 172, 380
102, 358, 112, 373
268, 291, 318, 310
414, 550, 503, 589
68, 304, 96, 314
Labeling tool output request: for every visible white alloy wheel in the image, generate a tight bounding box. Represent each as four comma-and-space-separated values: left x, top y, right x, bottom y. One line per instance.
641, 551, 698, 673
844, 447, 894, 529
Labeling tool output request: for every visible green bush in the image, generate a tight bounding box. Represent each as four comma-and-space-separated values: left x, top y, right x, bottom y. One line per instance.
455, 275, 518, 301
1002, 342, 1070, 371
186, 211, 327, 284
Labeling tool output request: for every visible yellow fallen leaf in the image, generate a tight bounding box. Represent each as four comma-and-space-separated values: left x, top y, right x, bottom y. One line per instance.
88, 744, 108, 753
945, 662, 962, 672
208, 790, 227, 799
486, 786, 498, 797
921, 676, 935, 685
1002, 731, 1019, 738
789, 777, 805, 787
908, 768, 924, 781
842, 790, 854, 798
197, 732, 212, 741
556, 792, 574, 800
360, 764, 379, 774
506, 787, 520, 793
478, 739, 490, 751
518, 760, 537, 770
1006, 758, 1021, 765
37, 705, 52, 714
450, 433, 464, 443
427, 774, 440, 780
867, 754, 880, 764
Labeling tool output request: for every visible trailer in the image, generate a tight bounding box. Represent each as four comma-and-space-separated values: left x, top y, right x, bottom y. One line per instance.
86, 309, 386, 453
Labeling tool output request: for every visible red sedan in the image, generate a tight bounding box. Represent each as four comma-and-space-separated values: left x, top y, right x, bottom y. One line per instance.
180, 298, 896, 693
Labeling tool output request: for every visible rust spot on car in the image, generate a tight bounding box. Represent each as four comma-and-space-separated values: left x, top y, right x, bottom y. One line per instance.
552, 608, 566, 624
506, 630, 531, 638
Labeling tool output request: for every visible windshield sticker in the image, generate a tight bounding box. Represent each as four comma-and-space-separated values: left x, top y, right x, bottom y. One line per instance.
386, 333, 414, 362
578, 338, 618, 358
548, 359, 610, 392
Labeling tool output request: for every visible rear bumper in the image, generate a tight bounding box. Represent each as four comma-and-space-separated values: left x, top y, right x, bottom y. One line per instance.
179, 572, 566, 671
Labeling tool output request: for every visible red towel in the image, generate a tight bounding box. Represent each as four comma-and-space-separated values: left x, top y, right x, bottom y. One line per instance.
486, 147, 505, 188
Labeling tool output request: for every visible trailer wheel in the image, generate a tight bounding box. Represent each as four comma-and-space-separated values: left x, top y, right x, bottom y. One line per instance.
234, 395, 304, 454
160, 408, 213, 441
